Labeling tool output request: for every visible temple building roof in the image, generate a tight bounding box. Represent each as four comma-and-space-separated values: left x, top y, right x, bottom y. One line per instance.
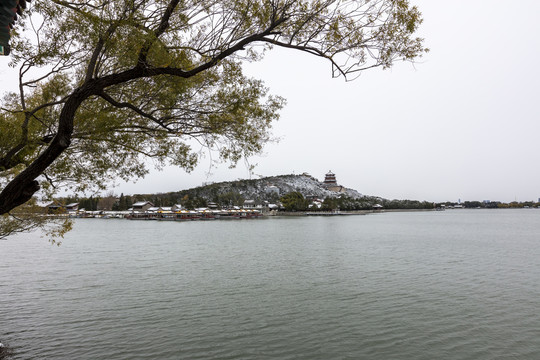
324, 170, 337, 185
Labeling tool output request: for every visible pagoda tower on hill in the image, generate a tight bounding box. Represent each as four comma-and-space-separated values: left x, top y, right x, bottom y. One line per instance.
324, 170, 337, 185
323, 170, 346, 193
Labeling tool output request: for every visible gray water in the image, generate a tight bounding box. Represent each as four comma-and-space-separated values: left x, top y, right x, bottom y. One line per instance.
1, 210, 540, 359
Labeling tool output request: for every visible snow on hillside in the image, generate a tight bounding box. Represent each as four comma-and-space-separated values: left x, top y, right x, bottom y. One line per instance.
263, 174, 362, 199
186, 174, 362, 200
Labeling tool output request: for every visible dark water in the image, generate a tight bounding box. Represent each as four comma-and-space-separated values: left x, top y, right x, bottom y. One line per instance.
1, 210, 540, 359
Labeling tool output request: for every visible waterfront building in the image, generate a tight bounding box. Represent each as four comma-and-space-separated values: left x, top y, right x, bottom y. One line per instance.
65, 203, 79, 216
45, 202, 63, 214
132, 201, 154, 212
65, 203, 79, 212
45, 201, 79, 214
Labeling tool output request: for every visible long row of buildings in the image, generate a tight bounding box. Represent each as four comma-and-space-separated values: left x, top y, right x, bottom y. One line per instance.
127, 201, 264, 220
46, 200, 266, 220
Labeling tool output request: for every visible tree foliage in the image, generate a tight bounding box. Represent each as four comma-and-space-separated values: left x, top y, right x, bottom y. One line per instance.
0, 0, 426, 237
280, 191, 309, 211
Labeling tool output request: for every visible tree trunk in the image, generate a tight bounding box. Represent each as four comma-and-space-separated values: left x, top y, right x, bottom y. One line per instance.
0, 85, 94, 215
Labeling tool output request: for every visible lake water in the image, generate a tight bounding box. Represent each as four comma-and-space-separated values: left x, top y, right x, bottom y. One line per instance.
1, 209, 540, 359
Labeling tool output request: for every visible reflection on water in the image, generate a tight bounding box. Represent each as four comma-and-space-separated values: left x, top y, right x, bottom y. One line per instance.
1, 210, 540, 359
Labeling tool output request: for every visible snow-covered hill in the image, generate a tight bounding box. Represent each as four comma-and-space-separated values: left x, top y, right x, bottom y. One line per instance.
184, 173, 362, 201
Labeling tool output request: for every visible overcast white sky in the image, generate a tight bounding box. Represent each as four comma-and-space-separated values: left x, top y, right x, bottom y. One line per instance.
2, 1, 540, 202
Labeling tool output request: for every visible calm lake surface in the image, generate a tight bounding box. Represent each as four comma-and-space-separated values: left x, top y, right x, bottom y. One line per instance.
1, 209, 540, 359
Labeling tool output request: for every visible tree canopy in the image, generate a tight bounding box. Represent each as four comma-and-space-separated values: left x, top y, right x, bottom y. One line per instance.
0, 0, 426, 237
280, 191, 309, 211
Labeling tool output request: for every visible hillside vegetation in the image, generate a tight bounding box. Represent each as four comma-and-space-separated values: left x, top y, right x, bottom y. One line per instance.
127, 174, 434, 211
64, 174, 437, 211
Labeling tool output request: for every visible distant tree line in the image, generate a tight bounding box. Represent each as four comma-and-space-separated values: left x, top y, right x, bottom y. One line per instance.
438, 201, 540, 209
62, 193, 130, 211
57, 187, 540, 212
279, 193, 435, 212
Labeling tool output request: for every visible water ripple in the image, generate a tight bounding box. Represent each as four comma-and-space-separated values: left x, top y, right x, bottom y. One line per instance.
1, 211, 540, 359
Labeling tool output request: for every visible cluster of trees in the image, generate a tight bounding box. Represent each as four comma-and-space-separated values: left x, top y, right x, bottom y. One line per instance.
280, 192, 310, 211
279, 193, 435, 212
123, 189, 244, 209
60, 191, 439, 212
58, 191, 540, 213
497, 201, 540, 208
439, 201, 540, 209
380, 199, 434, 210
64, 192, 209, 211
60, 189, 249, 211
128, 179, 282, 209
63, 193, 133, 211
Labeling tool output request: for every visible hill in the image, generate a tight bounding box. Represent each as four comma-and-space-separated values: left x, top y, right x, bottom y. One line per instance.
195, 173, 362, 200
68, 173, 437, 211
136, 173, 364, 207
